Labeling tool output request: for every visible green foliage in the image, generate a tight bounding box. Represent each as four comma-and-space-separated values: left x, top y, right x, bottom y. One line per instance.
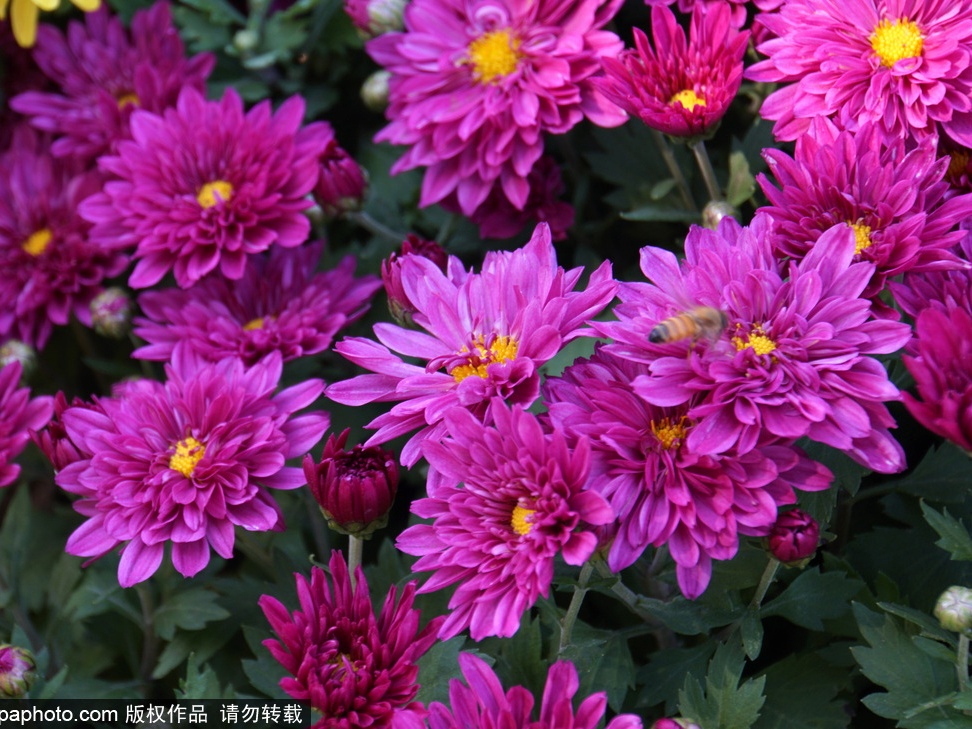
923, 503, 972, 562
678, 642, 766, 729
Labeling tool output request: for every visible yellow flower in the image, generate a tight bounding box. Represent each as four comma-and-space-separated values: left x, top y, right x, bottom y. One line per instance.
0, 0, 100, 47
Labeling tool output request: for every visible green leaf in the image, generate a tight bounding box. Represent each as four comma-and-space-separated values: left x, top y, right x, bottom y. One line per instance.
562, 624, 635, 712
176, 654, 226, 700
922, 503, 972, 562
740, 610, 764, 660
637, 643, 716, 711
414, 636, 468, 709
242, 625, 288, 700
761, 569, 863, 630
678, 641, 766, 729
879, 602, 957, 648
62, 569, 141, 625
726, 152, 755, 208
753, 654, 850, 729
621, 204, 699, 223
889, 444, 972, 504
179, 0, 246, 25
154, 588, 231, 641
620, 594, 743, 636
152, 619, 238, 679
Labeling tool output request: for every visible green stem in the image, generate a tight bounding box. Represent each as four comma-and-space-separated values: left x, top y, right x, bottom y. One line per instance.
346, 211, 407, 243
958, 634, 970, 693
651, 129, 697, 212
689, 139, 723, 202
348, 534, 364, 587
559, 561, 594, 655
750, 558, 781, 610
136, 585, 158, 697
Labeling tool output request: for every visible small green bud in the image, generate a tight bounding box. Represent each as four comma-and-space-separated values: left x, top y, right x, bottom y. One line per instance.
934, 585, 972, 632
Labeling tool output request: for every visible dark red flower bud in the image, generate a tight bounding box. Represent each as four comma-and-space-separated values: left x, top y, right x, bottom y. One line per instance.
0, 644, 35, 698
380, 234, 449, 326
766, 509, 820, 564
31, 391, 100, 472
303, 429, 398, 538
314, 133, 368, 217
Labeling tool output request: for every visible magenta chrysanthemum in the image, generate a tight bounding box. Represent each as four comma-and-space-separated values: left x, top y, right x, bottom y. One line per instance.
595, 1, 749, 139
10, 2, 214, 163
79, 87, 331, 289
758, 117, 972, 304
891, 234, 972, 321
0, 361, 53, 489
397, 402, 613, 640
260, 551, 442, 729
54, 350, 329, 586
747, 0, 972, 144
326, 223, 617, 466
0, 127, 127, 348
366, 0, 625, 218
132, 242, 380, 366
644, 0, 749, 28
429, 653, 643, 729
596, 214, 912, 474
543, 347, 831, 598
902, 305, 972, 453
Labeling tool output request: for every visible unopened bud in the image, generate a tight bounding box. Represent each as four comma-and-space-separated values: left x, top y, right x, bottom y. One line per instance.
233, 29, 260, 53
91, 287, 133, 338
0, 340, 36, 379
935, 586, 972, 632
314, 135, 368, 217
766, 509, 819, 565
702, 200, 736, 230
361, 70, 391, 113
0, 645, 35, 698
381, 235, 448, 326
345, 0, 405, 37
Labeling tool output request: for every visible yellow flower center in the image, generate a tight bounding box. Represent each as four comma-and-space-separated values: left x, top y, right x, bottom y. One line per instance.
650, 416, 688, 450
670, 89, 707, 112
732, 324, 777, 355
196, 180, 234, 209
467, 29, 521, 84
511, 505, 535, 536
21, 228, 52, 256
848, 221, 873, 255
870, 18, 923, 68
116, 92, 140, 109
169, 436, 206, 478
243, 317, 266, 331
451, 335, 519, 382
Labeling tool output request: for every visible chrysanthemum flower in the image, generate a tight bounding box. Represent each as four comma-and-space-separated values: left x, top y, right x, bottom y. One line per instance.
313, 123, 368, 217
890, 234, 972, 321
133, 242, 380, 366
0, 361, 52, 488
429, 653, 643, 729
595, 2, 748, 139
0, 127, 127, 348
79, 87, 331, 289
644, 0, 749, 29
902, 305, 972, 454
366, 0, 626, 218
260, 551, 442, 729
543, 348, 831, 598
11, 2, 214, 163
747, 0, 972, 144
758, 117, 972, 304
0, 0, 98, 47
54, 350, 329, 587
31, 390, 98, 472
326, 223, 617, 467
381, 234, 449, 326
596, 214, 912, 473
397, 401, 613, 640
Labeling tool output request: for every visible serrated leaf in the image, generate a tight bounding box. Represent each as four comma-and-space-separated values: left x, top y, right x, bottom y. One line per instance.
879, 602, 956, 648
888, 445, 972, 504
621, 594, 742, 636
637, 643, 716, 711
154, 588, 231, 640
678, 641, 765, 729
152, 620, 238, 679
922, 503, 972, 562
176, 653, 225, 700
413, 636, 468, 709
562, 624, 635, 712
242, 625, 288, 699
753, 654, 850, 729
63, 569, 141, 625
761, 569, 863, 630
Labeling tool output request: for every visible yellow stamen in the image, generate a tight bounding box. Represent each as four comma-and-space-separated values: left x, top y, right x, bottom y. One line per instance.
243, 317, 266, 331
467, 29, 521, 84
116, 92, 140, 109
511, 505, 535, 536
870, 18, 923, 68
650, 416, 688, 450
848, 221, 873, 255
196, 180, 234, 209
21, 228, 52, 256
451, 335, 519, 382
732, 324, 777, 356
670, 89, 707, 112
169, 436, 206, 478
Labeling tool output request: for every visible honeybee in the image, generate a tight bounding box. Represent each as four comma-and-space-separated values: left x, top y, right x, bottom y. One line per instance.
648, 306, 728, 345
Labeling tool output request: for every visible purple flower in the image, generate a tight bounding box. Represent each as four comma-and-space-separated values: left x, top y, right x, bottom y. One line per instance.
747, 0, 972, 145
133, 242, 380, 366
381, 234, 449, 326
54, 350, 329, 586
11, 2, 214, 163
0, 361, 53, 488
891, 233, 972, 321
644, 0, 748, 28
430, 653, 643, 729
766, 508, 820, 563
397, 402, 613, 640
596, 214, 912, 473
313, 123, 368, 216
366, 0, 625, 218
595, 2, 748, 139
543, 348, 831, 598
0, 127, 127, 348
31, 390, 99, 473
327, 223, 617, 466
758, 117, 972, 305
0, 645, 35, 698
79, 87, 331, 289
260, 551, 443, 729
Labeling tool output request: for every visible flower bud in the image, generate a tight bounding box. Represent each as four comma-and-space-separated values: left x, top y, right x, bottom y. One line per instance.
31, 391, 99, 472
0, 340, 36, 379
0, 644, 36, 698
361, 70, 391, 112
381, 235, 449, 326
303, 429, 398, 538
766, 509, 819, 564
90, 287, 133, 338
701, 200, 736, 230
314, 133, 368, 217
345, 0, 405, 37
934, 586, 972, 632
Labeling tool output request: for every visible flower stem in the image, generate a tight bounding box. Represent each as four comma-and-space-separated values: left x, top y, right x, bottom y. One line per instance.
750, 557, 781, 610
651, 130, 698, 212
136, 584, 158, 697
346, 211, 407, 243
348, 534, 364, 587
958, 634, 970, 693
559, 561, 594, 655
689, 139, 722, 202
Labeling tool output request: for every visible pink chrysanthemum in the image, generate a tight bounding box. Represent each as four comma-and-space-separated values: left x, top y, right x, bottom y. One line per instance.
644, 0, 748, 29
890, 234, 972, 321
0, 127, 127, 348
54, 350, 328, 586
326, 223, 617, 467
79, 87, 330, 289
758, 117, 972, 305
0, 361, 52, 488
10, 2, 214, 163
260, 551, 442, 729
543, 347, 831, 598
747, 0, 972, 144
397, 401, 613, 640
132, 242, 380, 366
595, 214, 912, 473
902, 305, 972, 453
429, 653, 643, 729
366, 0, 625, 218
595, 1, 748, 139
